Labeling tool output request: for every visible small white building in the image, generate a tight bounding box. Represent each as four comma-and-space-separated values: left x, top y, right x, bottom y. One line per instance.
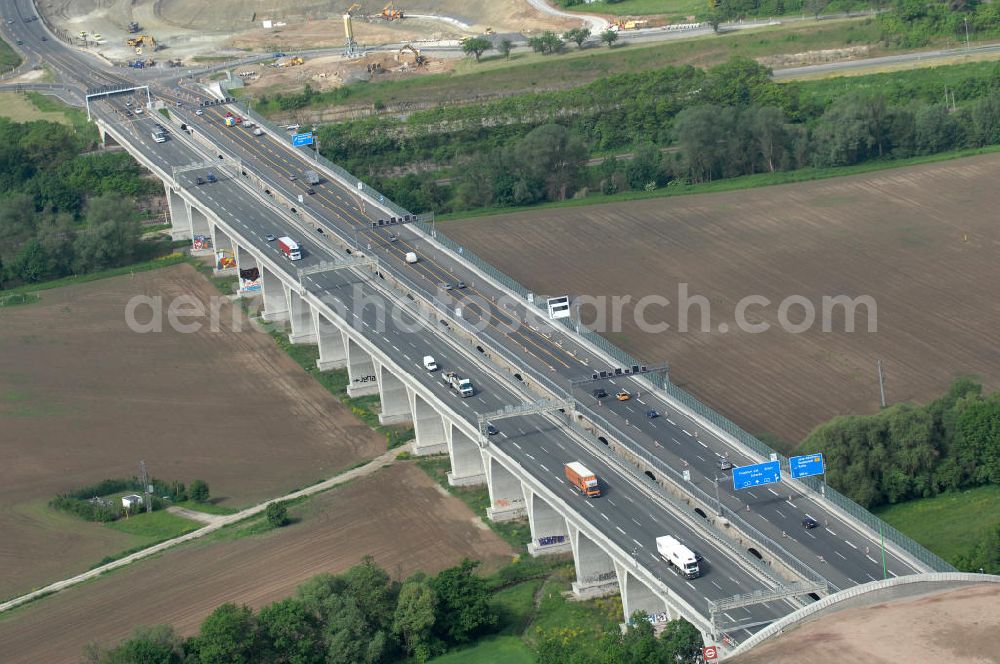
122, 494, 144, 510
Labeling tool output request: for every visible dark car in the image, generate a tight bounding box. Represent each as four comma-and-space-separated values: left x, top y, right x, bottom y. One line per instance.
717, 457, 734, 471
40, 36, 47, 41
485, 423, 499, 436
802, 516, 819, 529
387, 233, 399, 242
316, 227, 324, 234
593, 388, 608, 399
456, 281, 466, 289
265, 234, 276, 242
206, 172, 217, 183
646, 409, 660, 419
194, 176, 205, 186
305, 187, 315, 195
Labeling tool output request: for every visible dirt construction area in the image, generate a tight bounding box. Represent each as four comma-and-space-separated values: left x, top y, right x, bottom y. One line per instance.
733, 583, 1000, 664
0, 462, 514, 664
0, 263, 386, 600
40, 0, 571, 64
441, 154, 1000, 446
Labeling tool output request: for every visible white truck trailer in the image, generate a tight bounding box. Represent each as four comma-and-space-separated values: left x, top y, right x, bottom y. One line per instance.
656, 535, 700, 579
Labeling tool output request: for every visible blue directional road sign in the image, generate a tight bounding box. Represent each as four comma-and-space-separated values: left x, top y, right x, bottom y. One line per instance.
732, 461, 781, 490
789, 453, 825, 479
291, 132, 314, 147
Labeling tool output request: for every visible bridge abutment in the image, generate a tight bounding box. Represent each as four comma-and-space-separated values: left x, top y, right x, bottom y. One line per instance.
569, 524, 620, 599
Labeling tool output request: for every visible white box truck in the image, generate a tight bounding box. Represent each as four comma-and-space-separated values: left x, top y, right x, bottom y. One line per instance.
423, 355, 438, 371
656, 536, 700, 579
405, 252, 418, 264
277, 237, 302, 261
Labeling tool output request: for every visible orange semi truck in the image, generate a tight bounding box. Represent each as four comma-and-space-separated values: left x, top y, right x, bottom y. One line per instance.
565, 462, 600, 498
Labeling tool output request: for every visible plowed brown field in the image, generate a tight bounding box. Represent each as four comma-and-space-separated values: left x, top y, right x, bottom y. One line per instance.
0, 463, 514, 664
441, 154, 1000, 446
0, 264, 385, 599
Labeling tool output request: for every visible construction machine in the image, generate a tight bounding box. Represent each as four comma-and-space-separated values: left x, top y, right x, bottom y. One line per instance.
127, 21, 140, 33
381, 1, 403, 20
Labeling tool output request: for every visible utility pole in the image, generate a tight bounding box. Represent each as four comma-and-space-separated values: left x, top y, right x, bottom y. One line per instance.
876, 359, 887, 408
964, 16, 970, 50
713, 475, 723, 516
138, 460, 152, 513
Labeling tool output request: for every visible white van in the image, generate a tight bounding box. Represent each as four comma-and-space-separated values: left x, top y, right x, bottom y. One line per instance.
405, 252, 418, 264
422, 356, 438, 372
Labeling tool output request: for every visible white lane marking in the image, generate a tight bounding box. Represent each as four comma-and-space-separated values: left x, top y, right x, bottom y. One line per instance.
632, 539, 644, 548
698, 440, 708, 448
711, 580, 722, 590
826, 528, 837, 537
844, 540, 858, 550
513, 443, 521, 450
540, 446, 549, 454
747, 491, 758, 499
775, 509, 786, 518
540, 464, 549, 473
866, 555, 879, 565
847, 577, 858, 585
834, 550, 847, 560
499, 432, 508, 439
403, 354, 411, 361
805, 531, 816, 539
866, 573, 878, 582
616, 526, 626, 535
682, 429, 692, 436
391, 344, 399, 352
696, 455, 706, 462
685, 581, 696, 590
601, 512, 610, 521
631, 518, 642, 526
650, 553, 659, 561
671, 438, 682, 445
767, 488, 779, 496
667, 418, 676, 425
888, 570, 898, 578
637, 399, 646, 405
606, 498, 616, 506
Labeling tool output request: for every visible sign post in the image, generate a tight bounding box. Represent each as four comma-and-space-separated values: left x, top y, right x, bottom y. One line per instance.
291, 132, 314, 147
788, 454, 825, 480
732, 461, 781, 490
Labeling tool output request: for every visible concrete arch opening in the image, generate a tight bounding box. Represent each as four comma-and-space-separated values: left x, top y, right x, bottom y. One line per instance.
570, 526, 618, 599
446, 424, 484, 486
259, 266, 288, 321
408, 390, 447, 455
376, 362, 411, 425
286, 288, 316, 344
346, 337, 378, 397
313, 311, 347, 370
526, 489, 570, 556
618, 567, 669, 625
485, 455, 526, 521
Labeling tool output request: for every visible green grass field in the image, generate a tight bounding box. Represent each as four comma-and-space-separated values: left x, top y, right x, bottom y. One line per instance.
105, 510, 201, 539
874, 484, 1000, 565
0, 35, 21, 71
427, 635, 535, 664
171, 500, 238, 516
0, 92, 73, 125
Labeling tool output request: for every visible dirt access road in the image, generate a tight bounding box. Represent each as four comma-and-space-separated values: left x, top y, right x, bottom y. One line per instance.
0, 263, 386, 599
0, 462, 514, 664
441, 154, 1000, 446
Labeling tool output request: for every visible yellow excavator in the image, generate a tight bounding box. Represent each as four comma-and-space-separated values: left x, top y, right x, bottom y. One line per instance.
126, 34, 156, 50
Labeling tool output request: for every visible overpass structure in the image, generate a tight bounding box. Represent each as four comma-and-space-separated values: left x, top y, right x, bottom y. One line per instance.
2, 0, 960, 652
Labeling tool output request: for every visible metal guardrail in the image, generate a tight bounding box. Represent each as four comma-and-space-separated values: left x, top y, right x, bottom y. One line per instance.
231, 89, 954, 575
405, 221, 956, 575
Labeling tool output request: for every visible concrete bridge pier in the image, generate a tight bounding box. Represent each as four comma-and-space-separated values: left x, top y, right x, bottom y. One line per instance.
210, 223, 237, 276
188, 204, 212, 254
374, 360, 412, 425
234, 244, 261, 296
615, 562, 669, 624
285, 287, 316, 344
568, 524, 620, 599
165, 184, 190, 241
483, 454, 527, 521
260, 266, 289, 321
445, 424, 485, 486
312, 310, 347, 370
525, 488, 572, 556
345, 337, 378, 397
408, 389, 448, 455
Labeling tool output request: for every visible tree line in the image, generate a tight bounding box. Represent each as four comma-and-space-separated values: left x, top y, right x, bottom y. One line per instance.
316, 55, 1000, 215
84, 556, 705, 663
802, 379, 999, 573
0, 116, 162, 289
50, 477, 211, 522
803, 379, 999, 511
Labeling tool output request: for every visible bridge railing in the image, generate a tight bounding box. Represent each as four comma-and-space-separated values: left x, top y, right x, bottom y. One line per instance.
408, 221, 955, 575
232, 98, 954, 575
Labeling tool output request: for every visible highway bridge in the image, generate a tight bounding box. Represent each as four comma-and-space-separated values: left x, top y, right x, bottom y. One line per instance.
0, 0, 957, 652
